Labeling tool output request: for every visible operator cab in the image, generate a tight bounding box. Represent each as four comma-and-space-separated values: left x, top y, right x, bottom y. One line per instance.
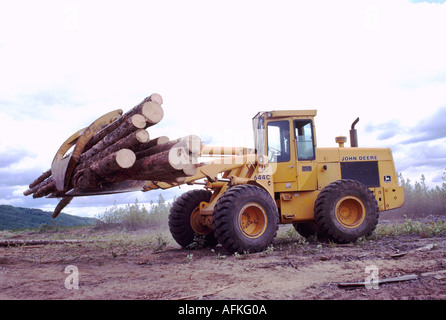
252, 110, 318, 192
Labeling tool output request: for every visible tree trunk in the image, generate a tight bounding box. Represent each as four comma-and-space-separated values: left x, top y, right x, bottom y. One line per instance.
72, 149, 136, 189
83, 93, 163, 152
135, 135, 201, 159
182, 163, 198, 176
79, 114, 146, 164
131, 136, 169, 153
141, 101, 164, 125
28, 169, 51, 188
73, 168, 98, 189
32, 179, 56, 198
52, 196, 74, 218
103, 147, 192, 183
73, 129, 148, 175
24, 176, 54, 197
89, 149, 136, 177
134, 146, 190, 174
148, 93, 163, 105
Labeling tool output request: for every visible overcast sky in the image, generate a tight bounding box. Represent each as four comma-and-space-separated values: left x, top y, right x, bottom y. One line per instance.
1, 0, 446, 217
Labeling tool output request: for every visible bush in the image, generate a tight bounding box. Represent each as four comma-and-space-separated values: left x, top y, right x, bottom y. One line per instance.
95, 195, 172, 230
37, 223, 57, 233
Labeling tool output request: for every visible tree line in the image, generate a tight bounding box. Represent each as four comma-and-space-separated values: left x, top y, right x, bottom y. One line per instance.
397, 170, 446, 218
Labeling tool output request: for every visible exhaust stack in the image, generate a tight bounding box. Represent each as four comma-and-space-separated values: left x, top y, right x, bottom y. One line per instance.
350, 117, 359, 147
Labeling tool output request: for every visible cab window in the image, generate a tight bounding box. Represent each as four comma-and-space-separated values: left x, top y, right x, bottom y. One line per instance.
294, 119, 315, 160
267, 121, 290, 162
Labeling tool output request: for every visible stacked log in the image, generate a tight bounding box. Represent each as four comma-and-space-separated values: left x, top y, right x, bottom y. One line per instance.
23, 93, 200, 200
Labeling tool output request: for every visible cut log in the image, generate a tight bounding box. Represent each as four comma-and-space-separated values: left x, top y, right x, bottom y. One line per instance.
337, 274, 418, 288
135, 135, 201, 159
136, 129, 150, 143
149, 93, 163, 105
79, 114, 146, 164
52, 196, 74, 218
141, 101, 164, 125
23, 93, 208, 218
73, 149, 136, 189
132, 146, 190, 174
103, 147, 192, 183
101, 129, 149, 155
82, 93, 163, 153
73, 168, 99, 189
104, 128, 150, 152
131, 136, 170, 153
23, 182, 42, 196
182, 163, 198, 176
89, 149, 136, 177
28, 169, 52, 188
0, 239, 97, 247
32, 179, 56, 198
73, 129, 149, 174
421, 269, 446, 279
25, 177, 53, 196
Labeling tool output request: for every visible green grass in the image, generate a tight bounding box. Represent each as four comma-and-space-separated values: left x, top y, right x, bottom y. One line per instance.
373, 218, 446, 238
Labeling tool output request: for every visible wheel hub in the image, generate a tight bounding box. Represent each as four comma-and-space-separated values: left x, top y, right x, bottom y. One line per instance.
335, 196, 365, 228
238, 202, 267, 239
190, 206, 211, 235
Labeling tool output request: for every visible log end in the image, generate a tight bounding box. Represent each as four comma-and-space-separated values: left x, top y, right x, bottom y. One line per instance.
131, 114, 149, 129
156, 136, 170, 145
116, 149, 136, 169
182, 164, 198, 176
135, 129, 150, 143
149, 93, 163, 105
142, 101, 164, 125
168, 147, 190, 170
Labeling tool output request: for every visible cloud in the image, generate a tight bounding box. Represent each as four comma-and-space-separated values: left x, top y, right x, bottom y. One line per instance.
406, 106, 446, 143
367, 106, 446, 143
365, 107, 446, 186
396, 142, 446, 170
0, 169, 41, 188
0, 149, 29, 169
365, 119, 403, 141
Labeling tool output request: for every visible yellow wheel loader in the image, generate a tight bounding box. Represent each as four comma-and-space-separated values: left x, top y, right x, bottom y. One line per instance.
25, 96, 404, 254
168, 110, 404, 253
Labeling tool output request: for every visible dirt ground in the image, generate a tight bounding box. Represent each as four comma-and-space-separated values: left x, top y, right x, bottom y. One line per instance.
1, 219, 445, 301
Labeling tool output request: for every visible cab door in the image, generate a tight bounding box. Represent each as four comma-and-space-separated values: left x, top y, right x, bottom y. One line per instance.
266, 119, 298, 192
294, 119, 317, 191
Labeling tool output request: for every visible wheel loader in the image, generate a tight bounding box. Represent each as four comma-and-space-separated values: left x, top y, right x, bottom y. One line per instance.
168, 110, 404, 253
25, 96, 404, 253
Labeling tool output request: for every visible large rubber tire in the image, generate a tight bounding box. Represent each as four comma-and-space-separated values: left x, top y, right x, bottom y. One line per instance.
212, 185, 279, 254
314, 179, 379, 244
168, 189, 217, 248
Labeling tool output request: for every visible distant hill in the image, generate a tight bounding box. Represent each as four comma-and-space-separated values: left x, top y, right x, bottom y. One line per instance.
0, 205, 96, 230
